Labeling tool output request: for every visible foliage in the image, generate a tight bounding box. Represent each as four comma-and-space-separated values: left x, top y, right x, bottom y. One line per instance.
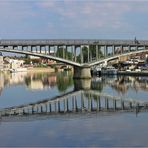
77, 45, 104, 63
56, 72, 73, 92
56, 47, 73, 60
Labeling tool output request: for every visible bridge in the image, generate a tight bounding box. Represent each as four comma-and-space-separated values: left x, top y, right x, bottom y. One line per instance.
1, 39, 148, 78
0, 90, 148, 122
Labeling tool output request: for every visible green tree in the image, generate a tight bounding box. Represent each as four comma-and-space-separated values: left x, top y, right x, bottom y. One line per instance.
56, 72, 73, 92
56, 47, 73, 60
56, 47, 63, 58
82, 46, 89, 63
77, 45, 103, 63
89, 45, 103, 59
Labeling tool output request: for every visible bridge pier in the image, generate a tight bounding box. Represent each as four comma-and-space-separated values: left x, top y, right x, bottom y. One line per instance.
74, 79, 91, 90
73, 65, 91, 79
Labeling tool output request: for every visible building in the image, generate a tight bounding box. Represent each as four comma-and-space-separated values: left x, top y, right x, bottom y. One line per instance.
11, 59, 24, 69
3, 57, 25, 70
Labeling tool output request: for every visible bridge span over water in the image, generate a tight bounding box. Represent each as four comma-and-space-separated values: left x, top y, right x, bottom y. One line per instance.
1, 39, 148, 78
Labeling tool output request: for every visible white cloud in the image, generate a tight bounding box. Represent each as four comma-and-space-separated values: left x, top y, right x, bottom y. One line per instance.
0, 0, 148, 39
37, 0, 132, 30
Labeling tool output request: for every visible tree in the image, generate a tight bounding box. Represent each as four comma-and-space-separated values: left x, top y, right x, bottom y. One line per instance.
82, 46, 89, 63
56, 72, 73, 92
77, 45, 103, 63
56, 47, 63, 58
56, 47, 73, 60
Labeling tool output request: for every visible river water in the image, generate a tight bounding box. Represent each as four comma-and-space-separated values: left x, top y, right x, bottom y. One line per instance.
0, 71, 148, 147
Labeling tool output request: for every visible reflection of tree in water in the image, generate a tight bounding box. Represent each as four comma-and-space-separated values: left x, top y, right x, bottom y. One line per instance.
25, 72, 57, 88
25, 76, 31, 86
0, 72, 73, 93
91, 79, 104, 92
0, 88, 2, 96
92, 82, 103, 92
110, 77, 129, 95
23, 72, 74, 91
109, 76, 148, 94
131, 76, 148, 92
0, 72, 10, 94
56, 72, 73, 92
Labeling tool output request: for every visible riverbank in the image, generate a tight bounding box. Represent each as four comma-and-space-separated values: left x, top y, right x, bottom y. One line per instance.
27, 67, 55, 73
118, 71, 148, 76
0, 67, 66, 73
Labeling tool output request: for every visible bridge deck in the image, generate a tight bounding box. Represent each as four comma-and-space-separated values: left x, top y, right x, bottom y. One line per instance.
1, 39, 148, 46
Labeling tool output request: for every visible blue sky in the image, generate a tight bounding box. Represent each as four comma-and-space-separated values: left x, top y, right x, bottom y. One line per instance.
0, 0, 148, 39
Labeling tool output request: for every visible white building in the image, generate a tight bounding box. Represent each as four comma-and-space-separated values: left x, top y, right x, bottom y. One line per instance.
11, 59, 24, 69
4, 57, 25, 69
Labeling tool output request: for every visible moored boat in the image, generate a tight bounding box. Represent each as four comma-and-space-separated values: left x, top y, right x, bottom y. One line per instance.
101, 66, 118, 75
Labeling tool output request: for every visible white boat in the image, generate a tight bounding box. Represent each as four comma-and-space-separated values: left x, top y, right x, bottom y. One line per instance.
9, 68, 27, 73
91, 66, 102, 75
101, 66, 118, 75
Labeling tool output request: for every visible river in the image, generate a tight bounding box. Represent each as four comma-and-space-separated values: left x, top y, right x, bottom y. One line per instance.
0, 71, 148, 147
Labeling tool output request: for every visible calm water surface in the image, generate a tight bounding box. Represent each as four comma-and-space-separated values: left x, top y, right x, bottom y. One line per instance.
0, 71, 148, 147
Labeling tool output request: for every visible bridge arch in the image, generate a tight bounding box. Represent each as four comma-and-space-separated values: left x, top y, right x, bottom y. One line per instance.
89, 50, 148, 67
0, 48, 92, 79
0, 48, 81, 67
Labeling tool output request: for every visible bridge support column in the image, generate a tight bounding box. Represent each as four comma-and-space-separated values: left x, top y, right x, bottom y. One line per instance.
80, 45, 83, 63
112, 45, 115, 55
74, 46, 77, 62
74, 79, 91, 90
104, 45, 107, 57
128, 45, 130, 52
73, 65, 91, 79
120, 45, 123, 54
96, 45, 98, 61
48, 46, 51, 55
87, 47, 90, 62
54, 46, 56, 57
71, 46, 73, 61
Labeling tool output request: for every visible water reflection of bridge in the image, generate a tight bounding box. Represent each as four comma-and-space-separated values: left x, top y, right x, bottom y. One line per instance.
1, 90, 148, 122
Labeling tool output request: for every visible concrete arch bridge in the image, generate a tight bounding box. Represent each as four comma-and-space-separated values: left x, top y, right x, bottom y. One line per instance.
0, 39, 148, 78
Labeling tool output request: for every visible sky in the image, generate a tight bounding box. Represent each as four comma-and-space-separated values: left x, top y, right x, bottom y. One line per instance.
0, 0, 148, 40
